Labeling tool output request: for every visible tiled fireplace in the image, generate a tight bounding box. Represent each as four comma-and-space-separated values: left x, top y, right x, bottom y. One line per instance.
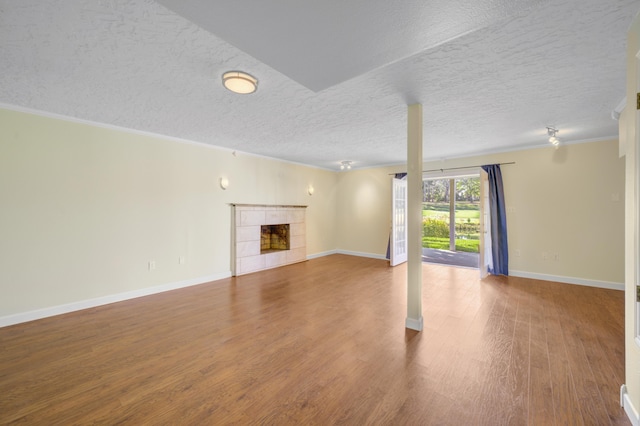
231, 204, 307, 276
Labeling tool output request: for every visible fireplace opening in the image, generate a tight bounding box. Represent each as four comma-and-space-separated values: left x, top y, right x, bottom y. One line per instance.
261, 224, 290, 254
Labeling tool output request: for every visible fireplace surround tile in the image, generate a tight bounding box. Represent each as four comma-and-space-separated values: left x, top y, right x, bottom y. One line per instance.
286, 248, 306, 264
231, 204, 307, 276
265, 210, 288, 225
290, 223, 305, 236
287, 209, 305, 224
290, 235, 305, 249
236, 225, 260, 242
265, 251, 287, 268
237, 255, 265, 275
237, 240, 260, 258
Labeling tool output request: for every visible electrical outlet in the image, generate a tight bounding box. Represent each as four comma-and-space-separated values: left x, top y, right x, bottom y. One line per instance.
552, 253, 559, 261
179, 256, 185, 265
542, 252, 548, 261
149, 260, 156, 271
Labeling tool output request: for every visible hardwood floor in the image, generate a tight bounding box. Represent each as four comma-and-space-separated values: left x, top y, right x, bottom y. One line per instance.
0, 254, 628, 425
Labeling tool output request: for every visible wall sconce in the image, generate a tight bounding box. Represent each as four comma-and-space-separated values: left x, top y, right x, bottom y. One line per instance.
340, 161, 352, 170
219, 177, 229, 190
307, 185, 315, 196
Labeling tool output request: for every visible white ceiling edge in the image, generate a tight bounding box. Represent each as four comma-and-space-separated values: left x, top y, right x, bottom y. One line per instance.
352, 135, 621, 172
421, 135, 621, 164
0, 102, 336, 172
349, 133, 616, 173
0, 101, 620, 174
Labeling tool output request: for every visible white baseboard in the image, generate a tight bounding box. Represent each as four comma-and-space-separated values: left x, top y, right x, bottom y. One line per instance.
621, 385, 640, 426
510, 270, 624, 291
306, 250, 339, 259
307, 253, 625, 293
0, 272, 231, 328
335, 250, 387, 260
307, 253, 622, 291
307, 249, 387, 261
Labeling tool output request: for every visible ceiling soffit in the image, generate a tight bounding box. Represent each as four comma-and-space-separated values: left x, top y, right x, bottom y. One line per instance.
156, 0, 545, 92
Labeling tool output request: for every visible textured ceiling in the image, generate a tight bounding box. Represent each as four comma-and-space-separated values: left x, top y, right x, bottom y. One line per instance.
0, 0, 638, 170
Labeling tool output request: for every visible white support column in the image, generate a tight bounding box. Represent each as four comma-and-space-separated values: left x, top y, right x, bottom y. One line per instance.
406, 104, 423, 331
449, 179, 456, 251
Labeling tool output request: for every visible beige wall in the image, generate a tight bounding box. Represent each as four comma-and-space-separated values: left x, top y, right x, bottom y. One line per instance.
0, 108, 337, 320
337, 139, 625, 285
0, 105, 628, 346
335, 169, 395, 257
622, 14, 640, 422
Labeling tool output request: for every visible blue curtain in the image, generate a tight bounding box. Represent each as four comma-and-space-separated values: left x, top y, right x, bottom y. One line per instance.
481, 164, 509, 276
386, 173, 408, 260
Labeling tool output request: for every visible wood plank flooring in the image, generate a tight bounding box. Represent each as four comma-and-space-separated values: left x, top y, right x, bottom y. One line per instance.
0, 254, 628, 425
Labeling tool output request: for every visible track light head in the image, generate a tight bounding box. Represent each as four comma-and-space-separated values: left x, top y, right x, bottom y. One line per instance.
546, 127, 560, 146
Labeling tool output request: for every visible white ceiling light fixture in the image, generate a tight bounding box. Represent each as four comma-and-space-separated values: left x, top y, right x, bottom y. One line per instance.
546, 127, 560, 146
222, 71, 258, 94
340, 161, 352, 170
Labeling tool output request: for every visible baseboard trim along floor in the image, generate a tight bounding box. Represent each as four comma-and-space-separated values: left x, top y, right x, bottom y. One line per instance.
0, 272, 231, 328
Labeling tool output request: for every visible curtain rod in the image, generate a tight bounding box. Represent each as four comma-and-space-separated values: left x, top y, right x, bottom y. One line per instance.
388, 162, 515, 175
424, 161, 515, 173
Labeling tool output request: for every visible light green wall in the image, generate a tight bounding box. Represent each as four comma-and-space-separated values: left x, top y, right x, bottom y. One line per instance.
0, 108, 337, 318
336, 139, 625, 285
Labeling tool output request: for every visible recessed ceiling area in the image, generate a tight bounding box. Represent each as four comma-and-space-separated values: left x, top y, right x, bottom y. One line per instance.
155, 0, 545, 92
0, 0, 637, 170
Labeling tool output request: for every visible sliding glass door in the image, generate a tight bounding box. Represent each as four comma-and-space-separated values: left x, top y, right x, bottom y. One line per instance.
422, 174, 481, 268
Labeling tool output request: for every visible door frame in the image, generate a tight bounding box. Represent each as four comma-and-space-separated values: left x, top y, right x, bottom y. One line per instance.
390, 177, 408, 266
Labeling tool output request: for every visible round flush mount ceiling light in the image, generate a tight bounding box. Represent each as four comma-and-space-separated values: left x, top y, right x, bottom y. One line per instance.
222, 71, 258, 94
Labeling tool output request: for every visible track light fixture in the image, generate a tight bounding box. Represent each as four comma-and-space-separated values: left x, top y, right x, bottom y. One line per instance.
340, 161, 352, 170
546, 127, 560, 146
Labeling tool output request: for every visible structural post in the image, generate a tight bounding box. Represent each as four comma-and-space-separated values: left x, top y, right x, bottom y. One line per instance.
449, 178, 456, 251
406, 104, 423, 331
